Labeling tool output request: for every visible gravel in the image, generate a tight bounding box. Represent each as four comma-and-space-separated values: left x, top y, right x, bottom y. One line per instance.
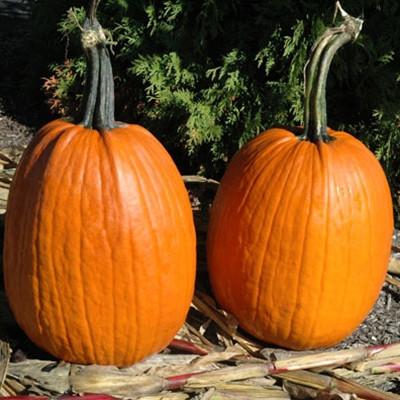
0, 99, 33, 159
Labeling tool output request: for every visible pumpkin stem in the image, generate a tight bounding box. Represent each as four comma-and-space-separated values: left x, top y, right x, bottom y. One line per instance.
89, 0, 100, 23
303, 2, 363, 143
78, 0, 118, 132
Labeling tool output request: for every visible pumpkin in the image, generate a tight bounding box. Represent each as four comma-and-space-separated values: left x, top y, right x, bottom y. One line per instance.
3, 1, 196, 366
207, 5, 393, 349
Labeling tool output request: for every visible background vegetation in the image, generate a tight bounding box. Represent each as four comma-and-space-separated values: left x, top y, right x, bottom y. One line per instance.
6, 0, 400, 221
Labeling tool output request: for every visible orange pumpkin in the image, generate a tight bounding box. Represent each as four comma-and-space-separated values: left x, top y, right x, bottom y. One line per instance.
207, 8, 393, 349
4, 2, 196, 366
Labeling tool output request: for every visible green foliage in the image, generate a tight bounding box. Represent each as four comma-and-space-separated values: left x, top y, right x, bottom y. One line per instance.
351, 110, 400, 220
32, 0, 400, 222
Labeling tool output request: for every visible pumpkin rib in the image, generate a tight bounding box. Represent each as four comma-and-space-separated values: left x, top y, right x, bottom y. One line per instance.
252, 141, 307, 329
96, 135, 111, 359
302, 145, 321, 343
332, 141, 352, 336
23, 132, 66, 342
233, 139, 292, 260
308, 142, 352, 346
26, 127, 81, 357
160, 163, 195, 340
275, 143, 310, 345
283, 144, 316, 343
350, 144, 386, 315
138, 143, 179, 355
318, 141, 352, 340
12, 180, 31, 330
12, 157, 42, 340
102, 132, 142, 364
80, 130, 112, 362
232, 134, 296, 213
8, 128, 65, 330
238, 137, 297, 232
133, 133, 186, 349
336, 137, 365, 323
217, 138, 295, 323
38, 128, 85, 358
74, 130, 99, 361
115, 132, 149, 365
341, 144, 370, 326
81, 131, 112, 363
277, 143, 316, 344
353, 145, 383, 316
132, 128, 195, 353
109, 127, 193, 363
306, 143, 331, 344
236, 135, 295, 215
353, 151, 374, 322
100, 134, 127, 364
7, 149, 30, 329
141, 135, 178, 357
127, 135, 165, 360
131, 147, 165, 360
100, 133, 120, 363
306, 140, 389, 346
211, 138, 291, 323
115, 133, 148, 363
57, 129, 94, 360
347, 142, 379, 321
276, 143, 315, 340
35, 149, 56, 354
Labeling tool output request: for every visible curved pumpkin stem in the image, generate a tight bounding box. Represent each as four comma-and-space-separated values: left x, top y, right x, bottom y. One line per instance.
303, 2, 363, 143
89, 0, 100, 23
78, 0, 118, 131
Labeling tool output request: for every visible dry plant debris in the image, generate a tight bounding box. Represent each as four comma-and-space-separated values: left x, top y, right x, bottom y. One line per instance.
0, 152, 399, 398
0, 306, 400, 399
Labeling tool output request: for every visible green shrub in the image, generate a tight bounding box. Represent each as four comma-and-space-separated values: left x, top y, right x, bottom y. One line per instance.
33, 0, 400, 222
352, 110, 400, 221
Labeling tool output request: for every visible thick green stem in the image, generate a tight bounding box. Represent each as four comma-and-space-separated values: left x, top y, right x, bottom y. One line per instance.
77, 0, 118, 131
303, 31, 339, 139
303, 4, 363, 143
80, 44, 99, 127
89, 0, 100, 23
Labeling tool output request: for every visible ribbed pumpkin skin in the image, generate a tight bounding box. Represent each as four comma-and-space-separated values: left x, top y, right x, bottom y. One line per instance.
4, 119, 196, 366
207, 128, 393, 349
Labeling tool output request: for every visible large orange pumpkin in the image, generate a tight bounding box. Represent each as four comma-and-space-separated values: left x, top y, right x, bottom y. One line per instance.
207, 8, 393, 349
4, 2, 196, 366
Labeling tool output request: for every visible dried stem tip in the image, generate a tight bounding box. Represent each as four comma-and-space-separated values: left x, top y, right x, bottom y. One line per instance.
81, 27, 107, 49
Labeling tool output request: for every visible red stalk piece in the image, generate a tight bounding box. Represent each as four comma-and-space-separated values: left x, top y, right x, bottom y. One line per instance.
372, 363, 400, 374
166, 371, 206, 390
168, 339, 209, 356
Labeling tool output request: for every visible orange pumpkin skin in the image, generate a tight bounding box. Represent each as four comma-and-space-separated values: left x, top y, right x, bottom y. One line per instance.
207, 128, 393, 349
4, 119, 196, 366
